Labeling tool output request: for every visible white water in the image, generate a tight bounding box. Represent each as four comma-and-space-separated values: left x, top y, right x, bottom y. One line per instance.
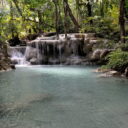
10, 47, 29, 65
9, 33, 93, 65
58, 45, 62, 63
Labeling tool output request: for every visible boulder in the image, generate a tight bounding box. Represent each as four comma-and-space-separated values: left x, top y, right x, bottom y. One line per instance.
91, 49, 111, 62
100, 49, 110, 58
91, 49, 101, 61
93, 68, 112, 73
124, 67, 128, 77
30, 58, 38, 65
108, 70, 121, 77
11, 59, 18, 65
98, 70, 121, 78
10, 64, 16, 69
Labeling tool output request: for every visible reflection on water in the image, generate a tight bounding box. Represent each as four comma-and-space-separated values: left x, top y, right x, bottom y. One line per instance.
0, 66, 128, 128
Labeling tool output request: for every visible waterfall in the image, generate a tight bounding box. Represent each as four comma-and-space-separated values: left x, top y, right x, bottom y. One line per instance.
23, 36, 85, 65
8, 33, 95, 65
53, 43, 56, 64
58, 45, 62, 64
36, 42, 40, 64
8, 46, 29, 65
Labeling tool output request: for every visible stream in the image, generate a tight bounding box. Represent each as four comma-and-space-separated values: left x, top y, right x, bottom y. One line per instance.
0, 66, 128, 128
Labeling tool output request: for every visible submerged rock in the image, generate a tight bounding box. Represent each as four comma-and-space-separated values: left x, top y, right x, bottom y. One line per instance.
93, 68, 112, 73
95, 68, 121, 78
108, 71, 121, 76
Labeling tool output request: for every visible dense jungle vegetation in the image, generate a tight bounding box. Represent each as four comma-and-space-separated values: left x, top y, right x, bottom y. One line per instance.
0, 0, 128, 74
0, 0, 126, 41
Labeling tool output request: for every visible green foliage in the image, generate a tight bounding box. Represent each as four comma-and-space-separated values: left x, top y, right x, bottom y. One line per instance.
119, 42, 128, 51
125, 0, 128, 18
105, 50, 128, 72
80, 16, 119, 40
80, 2, 120, 40
0, 0, 125, 42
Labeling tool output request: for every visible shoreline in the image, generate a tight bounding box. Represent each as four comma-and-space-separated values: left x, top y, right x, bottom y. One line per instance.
93, 68, 128, 78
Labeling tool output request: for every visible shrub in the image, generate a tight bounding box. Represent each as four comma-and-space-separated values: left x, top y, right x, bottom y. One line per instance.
120, 42, 128, 51
106, 50, 128, 72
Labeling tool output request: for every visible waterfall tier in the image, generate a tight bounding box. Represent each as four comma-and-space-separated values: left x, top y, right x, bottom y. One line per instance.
8, 46, 29, 65
8, 33, 109, 65
25, 34, 87, 65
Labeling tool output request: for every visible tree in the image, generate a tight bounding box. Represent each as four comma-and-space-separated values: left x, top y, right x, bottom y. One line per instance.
119, 0, 125, 43
53, 0, 59, 39
86, 0, 93, 25
63, 0, 80, 32
63, 0, 68, 39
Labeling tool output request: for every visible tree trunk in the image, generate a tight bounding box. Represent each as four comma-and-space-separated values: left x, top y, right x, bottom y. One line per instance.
63, 0, 80, 31
119, 0, 125, 43
12, 0, 23, 17
100, 1, 104, 17
87, 0, 93, 25
53, 0, 59, 39
63, 0, 68, 39
37, 10, 43, 33
10, 2, 15, 38
75, 0, 80, 22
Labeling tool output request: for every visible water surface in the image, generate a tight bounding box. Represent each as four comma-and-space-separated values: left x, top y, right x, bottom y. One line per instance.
0, 66, 128, 128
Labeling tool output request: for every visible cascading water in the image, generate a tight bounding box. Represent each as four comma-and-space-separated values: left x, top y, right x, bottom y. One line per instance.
23, 34, 86, 65
8, 46, 29, 65
58, 45, 62, 64
36, 42, 40, 64
11, 50, 25, 64
8, 33, 98, 65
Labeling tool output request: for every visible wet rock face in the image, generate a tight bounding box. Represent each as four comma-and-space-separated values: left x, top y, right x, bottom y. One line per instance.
25, 34, 86, 65
24, 33, 113, 65
30, 58, 38, 65
90, 49, 113, 64
8, 33, 111, 65
0, 43, 12, 71
125, 68, 128, 77
8, 36, 21, 46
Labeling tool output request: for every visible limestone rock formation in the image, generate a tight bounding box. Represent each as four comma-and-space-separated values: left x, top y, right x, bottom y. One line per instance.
8, 33, 113, 65
23, 33, 110, 65
0, 42, 13, 71
124, 67, 128, 77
